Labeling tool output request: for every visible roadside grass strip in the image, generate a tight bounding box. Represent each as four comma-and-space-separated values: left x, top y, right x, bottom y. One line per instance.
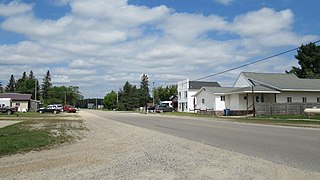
0, 114, 86, 157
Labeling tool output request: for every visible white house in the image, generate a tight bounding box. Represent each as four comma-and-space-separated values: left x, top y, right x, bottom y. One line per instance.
177, 79, 220, 112
194, 86, 279, 115
193, 72, 320, 115
234, 72, 320, 103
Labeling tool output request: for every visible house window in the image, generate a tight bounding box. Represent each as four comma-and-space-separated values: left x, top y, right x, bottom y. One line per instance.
317, 97, 320, 103
287, 97, 292, 103
16, 103, 20, 106
302, 97, 307, 103
256, 96, 260, 102
184, 91, 188, 99
202, 99, 205, 104
178, 92, 181, 100
221, 96, 225, 101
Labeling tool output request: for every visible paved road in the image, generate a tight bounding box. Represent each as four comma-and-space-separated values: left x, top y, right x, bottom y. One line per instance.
92, 110, 320, 172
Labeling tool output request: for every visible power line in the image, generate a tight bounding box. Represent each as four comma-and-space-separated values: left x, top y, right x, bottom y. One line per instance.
193, 40, 320, 81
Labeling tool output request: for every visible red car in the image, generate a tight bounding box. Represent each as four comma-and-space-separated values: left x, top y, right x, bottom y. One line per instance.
63, 105, 77, 113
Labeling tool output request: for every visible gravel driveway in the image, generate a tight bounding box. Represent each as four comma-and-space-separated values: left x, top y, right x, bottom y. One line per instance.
1, 110, 319, 179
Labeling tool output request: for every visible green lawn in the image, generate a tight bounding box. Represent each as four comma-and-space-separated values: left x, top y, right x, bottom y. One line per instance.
0, 114, 86, 157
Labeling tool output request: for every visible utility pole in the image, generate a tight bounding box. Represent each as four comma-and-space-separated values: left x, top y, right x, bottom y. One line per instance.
251, 85, 256, 117
34, 80, 37, 100
152, 81, 155, 106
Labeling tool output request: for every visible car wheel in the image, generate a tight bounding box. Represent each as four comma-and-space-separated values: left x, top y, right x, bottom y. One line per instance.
53, 110, 57, 114
39, 110, 43, 114
6, 110, 12, 115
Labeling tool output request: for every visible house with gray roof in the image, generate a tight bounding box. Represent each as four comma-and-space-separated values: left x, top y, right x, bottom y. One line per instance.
177, 79, 220, 112
193, 72, 320, 115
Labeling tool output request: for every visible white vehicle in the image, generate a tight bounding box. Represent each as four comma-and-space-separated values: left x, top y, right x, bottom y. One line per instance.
48, 104, 64, 112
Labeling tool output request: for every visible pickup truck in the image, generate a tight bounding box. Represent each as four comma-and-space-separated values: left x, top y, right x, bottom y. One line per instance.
37, 107, 61, 114
0, 105, 18, 115
63, 105, 77, 113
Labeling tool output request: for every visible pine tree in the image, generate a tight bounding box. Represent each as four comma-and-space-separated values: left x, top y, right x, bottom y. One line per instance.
5, 75, 16, 93
287, 43, 320, 78
29, 70, 35, 79
0, 82, 3, 93
41, 70, 52, 100
139, 74, 150, 108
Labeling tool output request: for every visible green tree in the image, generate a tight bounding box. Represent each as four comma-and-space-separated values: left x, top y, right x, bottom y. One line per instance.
286, 42, 320, 78
5, 75, 16, 93
118, 81, 139, 111
44, 86, 82, 106
0, 82, 3, 93
104, 90, 117, 110
42, 70, 52, 100
29, 70, 35, 79
139, 74, 150, 107
16, 72, 40, 100
154, 85, 177, 103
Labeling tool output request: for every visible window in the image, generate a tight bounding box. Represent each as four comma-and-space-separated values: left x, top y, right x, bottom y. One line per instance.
202, 99, 205, 104
16, 103, 20, 106
221, 96, 225, 101
287, 97, 292, 103
317, 97, 320, 103
184, 91, 188, 99
256, 96, 260, 102
302, 97, 307, 103
178, 92, 181, 100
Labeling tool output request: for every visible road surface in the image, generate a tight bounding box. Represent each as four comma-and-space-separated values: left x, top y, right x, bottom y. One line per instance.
92, 110, 320, 172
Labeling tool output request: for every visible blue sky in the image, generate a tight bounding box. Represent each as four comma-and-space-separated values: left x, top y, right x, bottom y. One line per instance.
0, 0, 319, 98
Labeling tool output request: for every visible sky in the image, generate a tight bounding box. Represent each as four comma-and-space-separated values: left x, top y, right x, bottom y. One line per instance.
0, 0, 319, 98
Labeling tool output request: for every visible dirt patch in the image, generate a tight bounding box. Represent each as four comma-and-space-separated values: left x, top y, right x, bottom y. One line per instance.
0, 121, 21, 128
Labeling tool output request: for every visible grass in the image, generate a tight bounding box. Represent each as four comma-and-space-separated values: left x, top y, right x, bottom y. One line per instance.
152, 112, 320, 127
0, 113, 86, 157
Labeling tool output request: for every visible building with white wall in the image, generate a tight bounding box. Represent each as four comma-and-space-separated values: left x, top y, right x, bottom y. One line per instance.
193, 72, 320, 115
177, 79, 220, 112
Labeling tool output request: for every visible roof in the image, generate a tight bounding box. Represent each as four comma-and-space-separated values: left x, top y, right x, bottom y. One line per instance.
0, 93, 32, 101
189, 81, 220, 89
194, 86, 280, 97
241, 72, 320, 91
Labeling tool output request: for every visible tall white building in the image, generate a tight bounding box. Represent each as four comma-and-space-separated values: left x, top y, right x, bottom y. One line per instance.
177, 79, 220, 112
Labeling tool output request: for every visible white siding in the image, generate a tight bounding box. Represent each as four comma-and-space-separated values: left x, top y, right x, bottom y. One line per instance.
234, 73, 251, 87
177, 79, 198, 112
195, 90, 215, 110
276, 92, 320, 103
215, 96, 226, 110
229, 94, 240, 110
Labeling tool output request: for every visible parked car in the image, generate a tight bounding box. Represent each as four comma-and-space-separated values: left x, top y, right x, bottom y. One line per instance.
0, 104, 18, 115
155, 104, 174, 113
37, 106, 61, 114
64, 105, 77, 113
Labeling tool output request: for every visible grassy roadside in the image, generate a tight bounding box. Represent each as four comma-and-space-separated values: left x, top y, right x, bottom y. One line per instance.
154, 112, 320, 127
0, 113, 87, 157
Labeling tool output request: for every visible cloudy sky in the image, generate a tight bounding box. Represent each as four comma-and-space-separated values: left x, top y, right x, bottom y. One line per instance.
0, 0, 319, 98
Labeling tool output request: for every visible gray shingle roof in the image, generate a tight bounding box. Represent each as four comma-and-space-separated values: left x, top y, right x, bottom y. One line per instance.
242, 72, 320, 91
0, 93, 32, 101
189, 81, 220, 89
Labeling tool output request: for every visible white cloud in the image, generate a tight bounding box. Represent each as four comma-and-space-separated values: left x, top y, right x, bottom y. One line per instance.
0, 0, 317, 97
215, 0, 234, 5
0, 1, 32, 17
230, 8, 293, 37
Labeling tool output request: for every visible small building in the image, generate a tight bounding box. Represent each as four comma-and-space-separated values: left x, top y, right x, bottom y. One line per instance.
0, 93, 32, 112
177, 79, 220, 112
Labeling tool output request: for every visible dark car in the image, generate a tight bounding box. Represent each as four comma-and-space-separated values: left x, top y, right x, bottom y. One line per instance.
155, 104, 174, 113
37, 106, 60, 114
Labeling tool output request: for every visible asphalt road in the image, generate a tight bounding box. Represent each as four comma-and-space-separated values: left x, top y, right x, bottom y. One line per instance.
90, 110, 320, 172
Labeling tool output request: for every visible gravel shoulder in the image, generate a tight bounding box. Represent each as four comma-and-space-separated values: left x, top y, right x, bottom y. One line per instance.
0, 110, 319, 179
0, 120, 21, 128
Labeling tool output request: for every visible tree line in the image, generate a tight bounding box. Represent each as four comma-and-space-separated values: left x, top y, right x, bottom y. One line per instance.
0, 70, 82, 106
104, 74, 177, 111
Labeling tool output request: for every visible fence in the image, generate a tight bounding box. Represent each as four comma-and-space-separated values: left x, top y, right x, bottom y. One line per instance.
255, 102, 320, 116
